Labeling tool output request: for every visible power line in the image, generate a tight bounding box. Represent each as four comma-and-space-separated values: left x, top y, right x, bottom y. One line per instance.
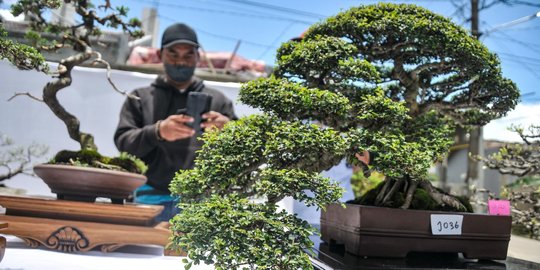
220, 0, 326, 19
152, 1, 305, 61
490, 33, 540, 46
448, 2, 467, 21
482, 10, 540, 36
490, 40, 540, 80
506, 1, 540, 8
499, 56, 540, 67
158, 14, 278, 50
256, 22, 295, 61
480, 17, 540, 80
184, 0, 297, 19
490, 35, 540, 54
487, 29, 540, 62
343, 0, 454, 2
151, 0, 539, 72
501, 26, 540, 31
133, 0, 313, 25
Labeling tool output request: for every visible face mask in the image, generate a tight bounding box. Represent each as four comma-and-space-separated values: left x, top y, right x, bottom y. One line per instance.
164, 63, 195, 83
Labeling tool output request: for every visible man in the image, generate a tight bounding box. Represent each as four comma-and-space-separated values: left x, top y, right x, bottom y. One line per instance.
114, 23, 237, 221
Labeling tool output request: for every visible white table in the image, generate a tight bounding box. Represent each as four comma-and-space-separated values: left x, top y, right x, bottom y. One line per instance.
0, 235, 213, 270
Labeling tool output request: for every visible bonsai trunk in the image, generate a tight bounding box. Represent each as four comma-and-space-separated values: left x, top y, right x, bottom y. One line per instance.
393, 59, 420, 115
43, 51, 97, 151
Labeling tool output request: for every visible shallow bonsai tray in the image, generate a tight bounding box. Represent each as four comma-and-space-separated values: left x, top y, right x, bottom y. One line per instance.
320, 203, 511, 260
33, 164, 146, 204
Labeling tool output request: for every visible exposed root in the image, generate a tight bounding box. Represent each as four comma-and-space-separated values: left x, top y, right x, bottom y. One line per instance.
419, 180, 468, 212
365, 177, 469, 212
381, 177, 405, 205
375, 178, 393, 205
401, 179, 418, 209
92, 160, 122, 171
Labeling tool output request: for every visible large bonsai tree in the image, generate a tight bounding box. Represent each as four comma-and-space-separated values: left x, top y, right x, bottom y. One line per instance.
1, 0, 145, 173
169, 3, 519, 269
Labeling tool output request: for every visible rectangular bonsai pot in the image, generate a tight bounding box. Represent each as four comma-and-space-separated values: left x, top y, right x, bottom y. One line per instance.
320, 203, 512, 259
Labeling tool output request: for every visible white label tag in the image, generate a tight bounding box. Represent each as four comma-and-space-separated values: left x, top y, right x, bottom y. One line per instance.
430, 214, 463, 235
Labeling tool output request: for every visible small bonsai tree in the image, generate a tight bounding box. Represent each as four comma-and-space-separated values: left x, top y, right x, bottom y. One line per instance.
0, 132, 48, 183
483, 125, 539, 177
1, 0, 145, 173
480, 125, 539, 239
169, 3, 519, 269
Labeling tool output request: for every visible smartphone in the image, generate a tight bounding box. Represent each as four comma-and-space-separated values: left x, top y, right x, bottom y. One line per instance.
177, 92, 213, 133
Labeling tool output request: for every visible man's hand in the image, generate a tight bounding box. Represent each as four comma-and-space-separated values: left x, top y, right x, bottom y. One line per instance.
355, 150, 370, 166
159, 114, 195, 141
201, 111, 230, 131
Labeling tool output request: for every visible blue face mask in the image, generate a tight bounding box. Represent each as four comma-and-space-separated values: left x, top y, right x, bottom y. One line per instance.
164, 63, 195, 83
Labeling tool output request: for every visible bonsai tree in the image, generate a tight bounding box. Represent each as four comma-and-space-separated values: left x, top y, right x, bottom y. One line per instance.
169, 3, 519, 269
482, 125, 539, 177
480, 125, 539, 239
1, 0, 145, 173
0, 133, 48, 183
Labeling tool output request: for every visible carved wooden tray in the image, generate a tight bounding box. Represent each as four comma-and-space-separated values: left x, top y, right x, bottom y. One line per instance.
0, 215, 170, 253
0, 195, 162, 226
0, 195, 183, 255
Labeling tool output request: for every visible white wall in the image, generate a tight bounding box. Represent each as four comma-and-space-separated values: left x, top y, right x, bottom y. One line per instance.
0, 60, 258, 196
0, 60, 350, 219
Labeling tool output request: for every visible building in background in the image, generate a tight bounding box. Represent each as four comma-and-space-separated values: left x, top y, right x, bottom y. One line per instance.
437, 140, 518, 197
1, 5, 269, 83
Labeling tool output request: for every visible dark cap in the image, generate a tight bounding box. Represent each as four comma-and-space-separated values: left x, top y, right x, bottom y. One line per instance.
161, 23, 199, 49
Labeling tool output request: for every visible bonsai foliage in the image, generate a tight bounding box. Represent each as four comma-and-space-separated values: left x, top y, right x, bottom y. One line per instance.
291, 3, 519, 210
170, 3, 518, 269
481, 125, 539, 239
51, 149, 147, 174
483, 125, 539, 177
2, 0, 145, 173
171, 114, 345, 269
0, 25, 48, 72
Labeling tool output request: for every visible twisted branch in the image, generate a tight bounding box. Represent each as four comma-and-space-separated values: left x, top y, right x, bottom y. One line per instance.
8, 92, 44, 102
90, 52, 140, 100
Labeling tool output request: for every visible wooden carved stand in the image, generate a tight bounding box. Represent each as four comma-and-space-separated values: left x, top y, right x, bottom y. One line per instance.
0, 222, 7, 262
0, 195, 175, 254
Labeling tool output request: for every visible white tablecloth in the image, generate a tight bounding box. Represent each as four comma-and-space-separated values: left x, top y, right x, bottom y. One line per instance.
0, 235, 213, 270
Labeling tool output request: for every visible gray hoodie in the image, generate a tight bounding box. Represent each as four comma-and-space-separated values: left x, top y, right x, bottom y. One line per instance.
114, 76, 237, 193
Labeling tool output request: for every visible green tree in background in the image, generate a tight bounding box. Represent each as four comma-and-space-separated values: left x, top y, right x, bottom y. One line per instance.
481, 125, 539, 239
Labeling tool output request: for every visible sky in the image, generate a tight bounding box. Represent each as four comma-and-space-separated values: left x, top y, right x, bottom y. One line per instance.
111, 1, 540, 102
1, 0, 539, 140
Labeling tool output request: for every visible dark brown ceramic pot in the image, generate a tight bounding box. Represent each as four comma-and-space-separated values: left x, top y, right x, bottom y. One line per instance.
321, 203, 512, 260
34, 164, 146, 204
